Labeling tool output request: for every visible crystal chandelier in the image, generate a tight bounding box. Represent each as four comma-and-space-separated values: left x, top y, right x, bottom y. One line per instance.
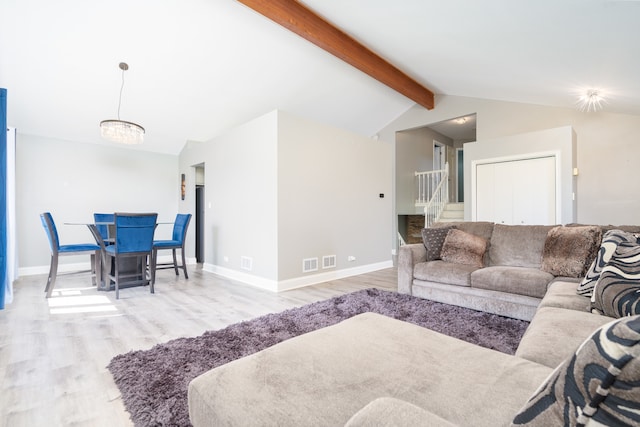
100, 62, 145, 144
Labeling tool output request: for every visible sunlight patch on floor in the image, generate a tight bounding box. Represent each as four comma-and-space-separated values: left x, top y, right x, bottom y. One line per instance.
48, 293, 118, 314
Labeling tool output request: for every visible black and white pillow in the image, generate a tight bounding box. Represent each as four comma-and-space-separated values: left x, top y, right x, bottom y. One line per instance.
421, 225, 456, 261
577, 229, 637, 296
511, 315, 640, 426
591, 241, 640, 318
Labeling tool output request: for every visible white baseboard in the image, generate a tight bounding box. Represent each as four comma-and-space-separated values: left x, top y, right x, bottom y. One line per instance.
203, 260, 393, 293
20, 255, 197, 277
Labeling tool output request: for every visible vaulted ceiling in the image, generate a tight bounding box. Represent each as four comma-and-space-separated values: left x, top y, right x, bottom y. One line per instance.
1, 0, 639, 155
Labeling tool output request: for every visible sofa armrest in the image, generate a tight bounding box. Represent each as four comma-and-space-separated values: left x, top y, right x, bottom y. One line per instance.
398, 243, 427, 295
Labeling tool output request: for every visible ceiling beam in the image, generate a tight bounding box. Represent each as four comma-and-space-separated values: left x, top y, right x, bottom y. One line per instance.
236, 0, 435, 110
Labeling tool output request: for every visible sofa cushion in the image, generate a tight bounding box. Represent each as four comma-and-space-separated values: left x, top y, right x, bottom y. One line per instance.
538, 280, 590, 312
345, 397, 456, 427
489, 224, 555, 268
440, 229, 487, 268
578, 229, 638, 296
540, 225, 601, 278
471, 266, 553, 299
413, 260, 478, 287
512, 315, 640, 426
591, 241, 640, 318
421, 225, 456, 261
515, 306, 614, 368
188, 312, 553, 427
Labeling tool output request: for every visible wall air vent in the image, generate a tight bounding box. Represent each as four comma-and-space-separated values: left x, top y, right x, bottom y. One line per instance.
322, 255, 336, 269
302, 257, 318, 273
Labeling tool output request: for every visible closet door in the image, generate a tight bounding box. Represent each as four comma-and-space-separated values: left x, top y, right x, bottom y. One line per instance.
475, 156, 556, 225
512, 156, 556, 225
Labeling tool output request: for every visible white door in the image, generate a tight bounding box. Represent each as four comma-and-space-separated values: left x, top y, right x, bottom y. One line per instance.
512, 156, 556, 224
475, 156, 556, 225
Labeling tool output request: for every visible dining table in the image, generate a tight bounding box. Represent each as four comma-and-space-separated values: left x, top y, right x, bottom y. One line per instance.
65, 220, 172, 292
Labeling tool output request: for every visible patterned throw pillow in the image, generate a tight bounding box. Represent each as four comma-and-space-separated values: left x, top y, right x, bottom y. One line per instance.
440, 229, 487, 268
421, 226, 456, 261
578, 229, 638, 296
511, 315, 640, 427
591, 242, 640, 318
541, 225, 602, 278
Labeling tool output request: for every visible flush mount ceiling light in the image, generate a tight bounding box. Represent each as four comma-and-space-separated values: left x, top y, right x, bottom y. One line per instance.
100, 62, 145, 144
576, 89, 606, 113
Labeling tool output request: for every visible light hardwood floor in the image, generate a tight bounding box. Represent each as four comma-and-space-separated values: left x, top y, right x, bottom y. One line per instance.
0, 265, 397, 427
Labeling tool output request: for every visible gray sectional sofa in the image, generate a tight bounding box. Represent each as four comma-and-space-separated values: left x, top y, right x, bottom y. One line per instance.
398, 221, 602, 321
187, 223, 640, 426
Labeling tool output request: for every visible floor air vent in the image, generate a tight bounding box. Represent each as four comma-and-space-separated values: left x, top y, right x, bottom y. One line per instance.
322, 255, 336, 269
302, 257, 318, 273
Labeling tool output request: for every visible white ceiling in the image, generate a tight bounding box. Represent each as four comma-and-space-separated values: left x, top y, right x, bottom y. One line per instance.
2, 0, 639, 155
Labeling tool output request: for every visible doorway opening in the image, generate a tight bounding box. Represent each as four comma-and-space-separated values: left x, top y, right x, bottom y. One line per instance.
433, 141, 445, 171
456, 148, 464, 203
194, 164, 205, 264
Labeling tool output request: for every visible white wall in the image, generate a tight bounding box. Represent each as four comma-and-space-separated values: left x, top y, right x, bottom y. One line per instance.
379, 95, 640, 236
17, 134, 179, 274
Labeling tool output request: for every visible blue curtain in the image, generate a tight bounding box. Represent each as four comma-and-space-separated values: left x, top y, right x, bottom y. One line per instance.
1, 88, 7, 309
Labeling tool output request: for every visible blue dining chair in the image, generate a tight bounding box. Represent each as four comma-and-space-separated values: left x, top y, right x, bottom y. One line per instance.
40, 212, 101, 298
104, 212, 158, 299
93, 213, 114, 245
151, 213, 192, 284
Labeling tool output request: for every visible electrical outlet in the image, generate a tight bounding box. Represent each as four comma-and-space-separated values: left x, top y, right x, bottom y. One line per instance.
348, 256, 356, 262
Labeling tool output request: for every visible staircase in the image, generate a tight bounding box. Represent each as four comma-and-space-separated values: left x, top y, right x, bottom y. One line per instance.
436, 203, 464, 223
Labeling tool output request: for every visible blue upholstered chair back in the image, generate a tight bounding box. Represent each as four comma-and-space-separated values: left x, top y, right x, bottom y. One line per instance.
172, 214, 192, 243
113, 213, 158, 254
93, 213, 114, 242
40, 212, 60, 252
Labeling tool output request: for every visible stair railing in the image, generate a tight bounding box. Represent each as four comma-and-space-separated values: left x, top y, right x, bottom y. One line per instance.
417, 163, 449, 228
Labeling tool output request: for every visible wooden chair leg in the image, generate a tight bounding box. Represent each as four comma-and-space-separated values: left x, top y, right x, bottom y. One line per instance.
101, 253, 111, 292
45, 254, 59, 298
90, 253, 97, 286
151, 249, 157, 285
148, 254, 154, 294
94, 250, 103, 290
115, 256, 120, 300
181, 247, 189, 279
172, 249, 179, 275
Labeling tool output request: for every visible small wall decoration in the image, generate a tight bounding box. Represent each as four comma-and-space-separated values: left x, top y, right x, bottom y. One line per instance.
181, 173, 186, 200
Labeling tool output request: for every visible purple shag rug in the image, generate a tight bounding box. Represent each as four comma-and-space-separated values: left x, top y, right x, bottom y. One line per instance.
107, 288, 529, 426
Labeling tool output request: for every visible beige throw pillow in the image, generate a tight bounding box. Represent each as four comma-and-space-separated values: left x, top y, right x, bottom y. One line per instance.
440, 229, 487, 268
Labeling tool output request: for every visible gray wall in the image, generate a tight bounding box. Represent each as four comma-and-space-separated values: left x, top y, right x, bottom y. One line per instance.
380, 95, 640, 251
17, 134, 179, 274
464, 126, 577, 224
395, 127, 453, 215
277, 111, 392, 285
179, 111, 279, 283
179, 110, 393, 291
